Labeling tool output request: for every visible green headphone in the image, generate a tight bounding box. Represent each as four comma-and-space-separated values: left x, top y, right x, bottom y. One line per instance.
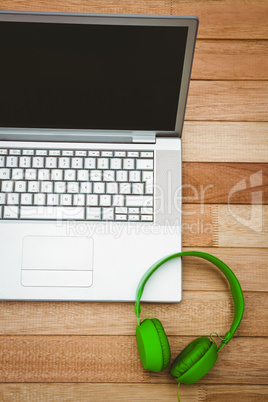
135, 251, 244, 385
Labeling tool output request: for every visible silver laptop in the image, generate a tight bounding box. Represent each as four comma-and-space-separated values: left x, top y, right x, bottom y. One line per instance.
0, 11, 198, 301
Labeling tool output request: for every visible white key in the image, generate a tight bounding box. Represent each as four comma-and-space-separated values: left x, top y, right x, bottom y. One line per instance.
86, 195, 98, 206
12, 169, 24, 180
47, 194, 59, 205
136, 159, 153, 170
74, 194, 85, 206
67, 182, 79, 193
128, 208, 139, 214
62, 150, 73, 156
80, 182, 92, 193
6, 156, 18, 167
86, 207, 101, 220
142, 171, 153, 193
88, 151, 100, 157
141, 152, 153, 158
34, 193, 46, 205
38, 169, 50, 181
21, 194, 33, 205
129, 215, 139, 221
112, 195, 124, 206
132, 183, 144, 194
102, 207, 114, 220
49, 150, 61, 156
25, 169, 37, 180
20, 206, 85, 220
90, 170, 102, 181
114, 151, 126, 157
115, 214, 127, 221
126, 196, 153, 207
0, 206, 2, 218
84, 158, 96, 169
115, 207, 127, 214
54, 182, 66, 193
51, 170, 63, 181
40, 181, 52, 193
110, 158, 122, 170
2, 181, 13, 192
123, 158, 134, 170
129, 171, 141, 182
46, 157, 57, 168
19, 156, 31, 168
116, 170, 128, 182
0, 193, 6, 204
97, 158, 109, 169
100, 195, 111, 206
0, 156, 5, 167
77, 170, 89, 181
141, 215, 153, 221
141, 207, 153, 215
23, 150, 34, 155
60, 194, 72, 205
15, 181, 26, 192
59, 157, 70, 168
106, 182, 118, 194
9, 150, 21, 155
64, 170, 76, 181
36, 150, 47, 156
94, 182, 105, 193
28, 181, 40, 192
128, 152, 139, 157
119, 183, 131, 194
0, 168, 10, 180
103, 170, 115, 181
3, 206, 18, 219
75, 150, 87, 156
7, 193, 19, 204
32, 157, 44, 168
0, 149, 7, 155
72, 158, 83, 169
102, 151, 113, 157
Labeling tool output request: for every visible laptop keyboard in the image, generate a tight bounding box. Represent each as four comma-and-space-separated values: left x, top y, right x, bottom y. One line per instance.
0, 148, 154, 222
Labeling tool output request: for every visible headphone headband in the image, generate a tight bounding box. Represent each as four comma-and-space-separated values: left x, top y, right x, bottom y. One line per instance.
135, 251, 244, 350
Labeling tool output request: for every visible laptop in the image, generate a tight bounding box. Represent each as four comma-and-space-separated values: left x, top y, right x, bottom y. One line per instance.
0, 11, 198, 301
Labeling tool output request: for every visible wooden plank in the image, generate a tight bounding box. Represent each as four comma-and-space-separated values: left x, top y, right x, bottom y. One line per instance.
0, 0, 170, 15
182, 163, 268, 204
1, 1, 268, 39
0, 291, 266, 336
0, 336, 266, 383
171, 0, 268, 39
182, 122, 268, 163
217, 205, 268, 248
193, 40, 268, 80
182, 205, 268, 248
0, 383, 267, 401
185, 81, 268, 122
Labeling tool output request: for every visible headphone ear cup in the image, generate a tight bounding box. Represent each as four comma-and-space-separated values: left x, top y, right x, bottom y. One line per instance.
171, 336, 218, 384
136, 318, 170, 372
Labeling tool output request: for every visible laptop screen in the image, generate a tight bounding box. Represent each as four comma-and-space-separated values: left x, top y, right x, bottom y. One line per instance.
0, 21, 188, 131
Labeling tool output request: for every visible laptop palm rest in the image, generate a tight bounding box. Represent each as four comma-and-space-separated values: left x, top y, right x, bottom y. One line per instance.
21, 236, 93, 287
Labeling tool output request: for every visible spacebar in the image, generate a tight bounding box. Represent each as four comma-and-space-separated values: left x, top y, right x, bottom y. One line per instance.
20, 206, 85, 220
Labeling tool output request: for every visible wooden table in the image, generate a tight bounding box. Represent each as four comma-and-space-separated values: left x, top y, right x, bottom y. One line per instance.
0, 1, 267, 401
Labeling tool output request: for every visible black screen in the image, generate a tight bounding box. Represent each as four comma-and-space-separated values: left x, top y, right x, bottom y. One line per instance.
0, 21, 188, 131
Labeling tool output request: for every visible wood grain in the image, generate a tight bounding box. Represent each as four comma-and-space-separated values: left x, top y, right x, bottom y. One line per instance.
0, 291, 265, 336
0, 383, 267, 401
1, 0, 268, 39
185, 81, 268, 122
193, 40, 268, 80
0, 336, 266, 383
182, 122, 268, 163
182, 163, 268, 204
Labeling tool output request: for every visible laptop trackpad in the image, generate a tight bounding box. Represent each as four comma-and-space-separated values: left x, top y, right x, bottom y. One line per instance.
21, 236, 93, 287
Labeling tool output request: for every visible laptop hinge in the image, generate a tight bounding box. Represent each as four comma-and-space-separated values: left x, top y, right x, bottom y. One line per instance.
132, 133, 156, 144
